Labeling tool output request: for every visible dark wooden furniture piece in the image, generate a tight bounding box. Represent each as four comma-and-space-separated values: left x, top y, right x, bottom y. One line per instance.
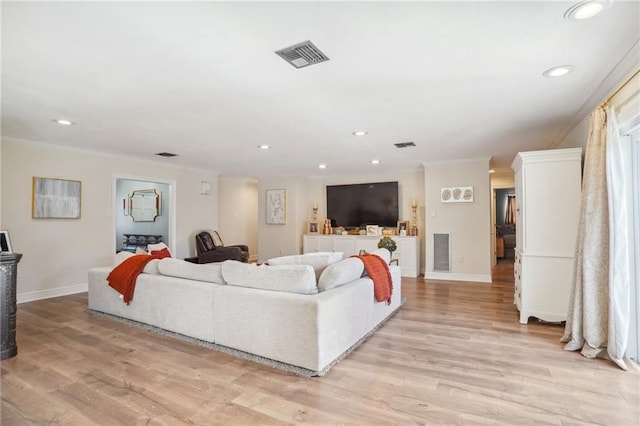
120, 234, 163, 253
1, 253, 22, 360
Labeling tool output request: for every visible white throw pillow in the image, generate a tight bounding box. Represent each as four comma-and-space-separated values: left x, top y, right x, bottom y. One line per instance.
113, 251, 135, 266
135, 247, 148, 255
370, 248, 391, 264
221, 261, 318, 295
267, 252, 344, 280
147, 242, 173, 257
157, 258, 225, 284
317, 257, 365, 292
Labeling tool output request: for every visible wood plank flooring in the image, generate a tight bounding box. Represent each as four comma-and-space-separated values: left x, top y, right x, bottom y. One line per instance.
2, 261, 639, 425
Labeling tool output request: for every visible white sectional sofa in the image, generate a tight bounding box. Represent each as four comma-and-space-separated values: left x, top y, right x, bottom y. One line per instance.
87, 252, 403, 376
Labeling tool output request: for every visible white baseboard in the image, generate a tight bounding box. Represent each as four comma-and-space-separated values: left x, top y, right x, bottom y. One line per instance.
425, 272, 492, 283
17, 283, 88, 304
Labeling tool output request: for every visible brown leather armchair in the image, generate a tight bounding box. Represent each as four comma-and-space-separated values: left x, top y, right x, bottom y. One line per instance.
195, 231, 249, 263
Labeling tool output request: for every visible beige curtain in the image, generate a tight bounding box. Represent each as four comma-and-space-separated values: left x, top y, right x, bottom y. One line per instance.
561, 106, 630, 370
505, 195, 516, 225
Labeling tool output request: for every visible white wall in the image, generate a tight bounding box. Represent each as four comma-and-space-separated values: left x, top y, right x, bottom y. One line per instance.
257, 177, 308, 262
1, 138, 219, 302
490, 171, 515, 188
218, 177, 258, 261
258, 168, 426, 270
423, 158, 492, 282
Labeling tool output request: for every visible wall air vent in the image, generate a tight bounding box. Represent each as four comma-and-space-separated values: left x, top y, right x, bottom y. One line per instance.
394, 142, 416, 148
155, 152, 178, 157
275, 40, 330, 69
433, 233, 451, 272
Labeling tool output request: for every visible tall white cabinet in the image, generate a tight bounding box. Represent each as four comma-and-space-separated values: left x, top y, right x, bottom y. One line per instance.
511, 148, 582, 324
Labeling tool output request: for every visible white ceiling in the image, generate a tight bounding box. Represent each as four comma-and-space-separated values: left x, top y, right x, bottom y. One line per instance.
2, 1, 639, 178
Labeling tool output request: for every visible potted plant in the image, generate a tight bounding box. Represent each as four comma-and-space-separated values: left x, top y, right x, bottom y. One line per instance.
377, 236, 397, 254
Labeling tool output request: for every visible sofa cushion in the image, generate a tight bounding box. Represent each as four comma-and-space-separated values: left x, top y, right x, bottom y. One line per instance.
317, 257, 365, 292
267, 252, 344, 280
157, 258, 225, 284
221, 261, 318, 295
143, 259, 161, 275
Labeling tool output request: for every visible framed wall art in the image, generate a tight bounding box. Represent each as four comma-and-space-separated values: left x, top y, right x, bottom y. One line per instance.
32, 177, 82, 219
441, 186, 474, 203
266, 189, 286, 224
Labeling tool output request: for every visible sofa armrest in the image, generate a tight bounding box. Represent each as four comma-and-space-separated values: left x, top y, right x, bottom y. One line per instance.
227, 244, 249, 252
198, 247, 242, 263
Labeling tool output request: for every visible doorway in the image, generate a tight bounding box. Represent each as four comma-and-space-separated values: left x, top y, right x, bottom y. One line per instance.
493, 187, 516, 265
113, 175, 176, 254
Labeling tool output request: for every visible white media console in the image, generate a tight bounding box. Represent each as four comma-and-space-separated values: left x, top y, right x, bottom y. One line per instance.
303, 234, 419, 278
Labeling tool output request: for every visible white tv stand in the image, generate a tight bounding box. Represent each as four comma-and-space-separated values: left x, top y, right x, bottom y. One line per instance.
303, 234, 419, 278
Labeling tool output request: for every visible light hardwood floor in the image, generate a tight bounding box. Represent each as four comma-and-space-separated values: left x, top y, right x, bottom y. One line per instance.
2, 261, 639, 425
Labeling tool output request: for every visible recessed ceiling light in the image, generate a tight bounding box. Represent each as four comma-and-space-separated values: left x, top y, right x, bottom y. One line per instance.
370, 159, 380, 165
352, 131, 368, 136
489, 169, 496, 174
318, 164, 327, 169
543, 65, 574, 78
258, 145, 271, 150
564, 0, 611, 20
53, 119, 74, 126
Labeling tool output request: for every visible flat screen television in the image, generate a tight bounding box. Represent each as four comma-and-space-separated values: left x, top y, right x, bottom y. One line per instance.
326, 181, 399, 228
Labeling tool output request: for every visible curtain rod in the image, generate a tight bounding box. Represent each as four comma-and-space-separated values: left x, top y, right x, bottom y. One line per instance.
600, 69, 640, 108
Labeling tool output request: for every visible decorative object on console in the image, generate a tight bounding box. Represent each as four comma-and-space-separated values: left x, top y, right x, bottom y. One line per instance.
266, 189, 286, 224
312, 203, 318, 220
440, 186, 474, 203
0, 231, 12, 253
366, 225, 379, 236
321, 219, 332, 235
410, 198, 419, 236
333, 226, 345, 235
396, 221, 409, 236
32, 177, 81, 219
308, 222, 319, 234
377, 236, 397, 254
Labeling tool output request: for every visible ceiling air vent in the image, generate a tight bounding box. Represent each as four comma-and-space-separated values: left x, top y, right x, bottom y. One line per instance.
155, 152, 178, 157
394, 142, 416, 148
275, 40, 329, 69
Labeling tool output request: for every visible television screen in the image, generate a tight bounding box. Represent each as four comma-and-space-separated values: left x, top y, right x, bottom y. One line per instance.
326, 181, 399, 228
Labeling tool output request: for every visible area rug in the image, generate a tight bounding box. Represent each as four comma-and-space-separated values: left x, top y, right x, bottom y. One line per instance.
87, 297, 406, 377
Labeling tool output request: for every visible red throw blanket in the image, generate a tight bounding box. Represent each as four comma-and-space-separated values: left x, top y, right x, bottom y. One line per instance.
107, 254, 160, 304
354, 254, 393, 304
